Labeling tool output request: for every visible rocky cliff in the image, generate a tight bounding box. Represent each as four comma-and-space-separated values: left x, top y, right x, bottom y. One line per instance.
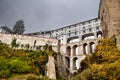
46, 56, 56, 80
99, 0, 120, 47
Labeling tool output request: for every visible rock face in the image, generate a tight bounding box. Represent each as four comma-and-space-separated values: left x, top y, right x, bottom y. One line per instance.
46, 55, 67, 80
46, 56, 56, 80
55, 54, 67, 79
99, 0, 120, 47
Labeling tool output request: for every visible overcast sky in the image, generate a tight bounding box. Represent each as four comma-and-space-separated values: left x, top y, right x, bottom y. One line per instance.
0, 0, 100, 33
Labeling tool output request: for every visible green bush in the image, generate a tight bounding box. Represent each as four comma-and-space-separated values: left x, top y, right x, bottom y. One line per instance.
9, 59, 31, 73
0, 59, 11, 78
0, 43, 56, 79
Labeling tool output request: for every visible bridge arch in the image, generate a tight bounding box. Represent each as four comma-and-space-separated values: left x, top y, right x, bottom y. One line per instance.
90, 42, 95, 53
73, 45, 78, 56
67, 46, 71, 56
83, 43, 88, 54
97, 31, 102, 38
67, 36, 79, 43
73, 57, 79, 70
82, 33, 95, 40
65, 57, 70, 68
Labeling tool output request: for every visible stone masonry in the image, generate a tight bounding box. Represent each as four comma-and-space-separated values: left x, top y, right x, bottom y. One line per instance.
46, 56, 56, 80
99, 0, 120, 48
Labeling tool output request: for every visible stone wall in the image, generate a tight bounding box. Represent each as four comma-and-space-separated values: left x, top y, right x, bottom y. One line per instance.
0, 33, 59, 52
46, 56, 56, 80
99, 0, 120, 47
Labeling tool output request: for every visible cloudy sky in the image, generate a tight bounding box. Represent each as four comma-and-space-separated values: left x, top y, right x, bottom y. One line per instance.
0, 0, 100, 33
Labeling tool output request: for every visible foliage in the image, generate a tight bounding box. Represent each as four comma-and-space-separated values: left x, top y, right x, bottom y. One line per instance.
33, 40, 37, 48
9, 59, 31, 73
94, 39, 120, 63
0, 43, 57, 79
11, 38, 17, 48
0, 43, 13, 58
27, 75, 49, 80
25, 44, 30, 50
0, 40, 2, 43
0, 59, 11, 78
13, 20, 25, 34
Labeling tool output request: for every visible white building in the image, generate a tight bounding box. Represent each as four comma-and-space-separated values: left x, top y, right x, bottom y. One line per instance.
0, 26, 13, 34
27, 18, 102, 44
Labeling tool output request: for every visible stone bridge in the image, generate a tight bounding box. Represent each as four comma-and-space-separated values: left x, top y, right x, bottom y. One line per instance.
62, 38, 101, 73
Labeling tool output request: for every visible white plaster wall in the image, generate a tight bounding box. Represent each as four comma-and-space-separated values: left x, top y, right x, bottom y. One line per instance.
0, 28, 2, 33
0, 33, 59, 52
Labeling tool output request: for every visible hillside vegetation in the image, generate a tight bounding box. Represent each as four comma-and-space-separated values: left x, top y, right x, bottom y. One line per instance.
0, 42, 56, 79
72, 38, 120, 80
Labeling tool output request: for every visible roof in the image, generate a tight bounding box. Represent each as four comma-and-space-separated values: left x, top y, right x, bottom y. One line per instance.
0, 26, 13, 33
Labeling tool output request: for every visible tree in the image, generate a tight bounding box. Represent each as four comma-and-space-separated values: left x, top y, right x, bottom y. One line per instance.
11, 38, 17, 48
13, 20, 25, 34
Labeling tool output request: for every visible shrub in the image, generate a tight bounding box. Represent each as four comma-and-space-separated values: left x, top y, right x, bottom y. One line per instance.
9, 59, 31, 74
0, 59, 11, 78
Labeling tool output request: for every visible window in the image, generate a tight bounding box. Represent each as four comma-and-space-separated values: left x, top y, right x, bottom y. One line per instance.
83, 30, 85, 33
89, 28, 92, 32
79, 32, 81, 34
95, 19, 98, 22
89, 20, 91, 23
82, 22, 85, 25
75, 32, 77, 35
83, 27, 85, 29
96, 26, 99, 30
69, 34, 71, 36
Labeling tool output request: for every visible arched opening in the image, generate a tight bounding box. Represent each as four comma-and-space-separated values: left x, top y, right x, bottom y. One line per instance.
67, 46, 71, 56
83, 43, 88, 54
67, 36, 79, 43
97, 31, 102, 38
73, 57, 79, 70
73, 45, 78, 56
65, 57, 70, 68
90, 42, 95, 53
82, 33, 94, 40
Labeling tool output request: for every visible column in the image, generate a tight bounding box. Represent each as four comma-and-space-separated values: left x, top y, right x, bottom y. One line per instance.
94, 32, 97, 38
78, 45, 83, 55
63, 56, 66, 67
82, 44, 85, 54
70, 47, 73, 72
87, 43, 90, 54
